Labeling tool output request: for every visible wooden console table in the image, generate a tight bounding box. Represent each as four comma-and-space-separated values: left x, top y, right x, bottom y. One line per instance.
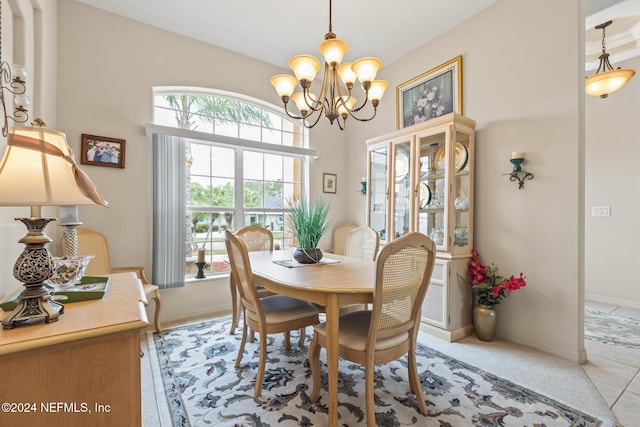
0, 272, 148, 426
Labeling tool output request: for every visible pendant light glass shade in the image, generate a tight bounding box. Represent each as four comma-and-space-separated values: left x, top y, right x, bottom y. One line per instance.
585, 20, 635, 98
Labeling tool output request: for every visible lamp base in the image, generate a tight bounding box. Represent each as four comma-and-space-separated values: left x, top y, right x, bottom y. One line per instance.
1, 286, 64, 329
1, 216, 65, 329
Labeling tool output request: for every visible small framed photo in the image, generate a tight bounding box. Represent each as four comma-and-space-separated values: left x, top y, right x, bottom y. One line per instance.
80, 134, 126, 168
323, 173, 337, 194
396, 55, 462, 129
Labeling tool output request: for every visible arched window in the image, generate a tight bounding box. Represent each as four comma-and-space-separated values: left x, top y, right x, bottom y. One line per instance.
148, 88, 317, 286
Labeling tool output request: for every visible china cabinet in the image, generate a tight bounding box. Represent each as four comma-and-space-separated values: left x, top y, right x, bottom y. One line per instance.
366, 113, 475, 341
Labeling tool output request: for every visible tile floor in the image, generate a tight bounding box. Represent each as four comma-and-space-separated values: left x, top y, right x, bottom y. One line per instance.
583, 301, 640, 427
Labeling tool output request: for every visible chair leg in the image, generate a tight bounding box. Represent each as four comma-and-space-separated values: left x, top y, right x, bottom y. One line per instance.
408, 339, 427, 415
298, 326, 306, 347
152, 292, 163, 333
308, 331, 322, 402
365, 361, 376, 427
229, 277, 240, 334
235, 317, 248, 369
254, 329, 268, 397
284, 331, 291, 351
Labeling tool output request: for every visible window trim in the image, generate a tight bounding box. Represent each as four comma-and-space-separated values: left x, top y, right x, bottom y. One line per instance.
145, 124, 319, 159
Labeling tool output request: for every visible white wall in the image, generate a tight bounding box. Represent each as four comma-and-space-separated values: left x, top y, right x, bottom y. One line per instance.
346, 0, 584, 361
585, 55, 640, 308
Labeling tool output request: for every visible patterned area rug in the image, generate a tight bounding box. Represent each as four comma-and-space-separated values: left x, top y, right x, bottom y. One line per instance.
585, 308, 640, 349
152, 317, 601, 427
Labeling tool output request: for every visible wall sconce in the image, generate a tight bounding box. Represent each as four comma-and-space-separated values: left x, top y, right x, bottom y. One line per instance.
360, 177, 367, 195
508, 151, 533, 189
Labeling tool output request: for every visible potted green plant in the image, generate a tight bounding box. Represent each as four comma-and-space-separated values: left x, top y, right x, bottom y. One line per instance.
286, 197, 331, 264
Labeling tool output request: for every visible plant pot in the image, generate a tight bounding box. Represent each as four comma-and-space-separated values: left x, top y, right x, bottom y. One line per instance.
293, 248, 323, 264
473, 304, 497, 342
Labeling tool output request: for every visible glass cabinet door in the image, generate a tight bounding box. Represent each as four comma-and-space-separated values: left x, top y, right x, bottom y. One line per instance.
391, 140, 412, 239
452, 130, 471, 250
367, 145, 389, 244
417, 132, 447, 249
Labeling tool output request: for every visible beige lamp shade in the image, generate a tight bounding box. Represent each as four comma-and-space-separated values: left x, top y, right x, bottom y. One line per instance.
318, 38, 348, 64
369, 80, 389, 101
0, 126, 108, 207
288, 55, 321, 82
337, 62, 357, 85
351, 57, 382, 83
270, 74, 299, 97
585, 68, 636, 98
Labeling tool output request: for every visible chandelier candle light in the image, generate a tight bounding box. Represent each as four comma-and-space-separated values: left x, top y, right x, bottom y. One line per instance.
270, 0, 388, 130
585, 20, 636, 98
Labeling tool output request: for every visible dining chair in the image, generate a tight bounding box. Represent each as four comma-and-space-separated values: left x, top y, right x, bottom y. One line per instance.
344, 225, 380, 261
229, 225, 275, 335
326, 223, 356, 255
308, 232, 436, 426
75, 227, 163, 332
224, 229, 320, 397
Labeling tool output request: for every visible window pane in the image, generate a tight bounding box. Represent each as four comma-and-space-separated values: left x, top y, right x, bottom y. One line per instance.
243, 151, 263, 180
239, 124, 261, 141
211, 146, 235, 178
211, 178, 234, 207
188, 144, 211, 175
265, 180, 283, 208
188, 176, 212, 206
264, 154, 283, 181
187, 210, 232, 275
244, 180, 264, 208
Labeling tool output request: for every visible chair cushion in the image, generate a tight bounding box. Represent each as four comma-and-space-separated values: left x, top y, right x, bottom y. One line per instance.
314, 311, 409, 352
261, 295, 319, 323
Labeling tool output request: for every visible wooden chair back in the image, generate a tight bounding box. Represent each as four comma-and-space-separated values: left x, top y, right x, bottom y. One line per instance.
236, 225, 273, 252
76, 227, 113, 276
330, 223, 356, 255
344, 225, 380, 261
224, 230, 264, 327
370, 232, 436, 344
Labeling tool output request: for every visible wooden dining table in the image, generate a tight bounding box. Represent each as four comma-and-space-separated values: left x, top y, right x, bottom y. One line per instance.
248, 250, 375, 427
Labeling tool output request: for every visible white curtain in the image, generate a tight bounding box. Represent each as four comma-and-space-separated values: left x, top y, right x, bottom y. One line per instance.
151, 133, 186, 288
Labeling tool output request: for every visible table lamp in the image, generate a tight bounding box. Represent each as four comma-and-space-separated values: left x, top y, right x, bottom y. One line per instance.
0, 125, 108, 329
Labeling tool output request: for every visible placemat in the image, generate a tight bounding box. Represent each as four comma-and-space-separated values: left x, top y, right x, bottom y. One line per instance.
273, 258, 340, 268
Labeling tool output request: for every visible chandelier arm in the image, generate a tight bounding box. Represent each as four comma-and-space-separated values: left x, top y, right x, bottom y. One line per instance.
303, 109, 325, 129
346, 106, 378, 123
282, 102, 306, 121
348, 90, 371, 114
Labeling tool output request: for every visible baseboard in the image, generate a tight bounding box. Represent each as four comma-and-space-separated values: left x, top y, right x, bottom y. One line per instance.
499, 333, 584, 363
420, 322, 474, 342
585, 293, 640, 310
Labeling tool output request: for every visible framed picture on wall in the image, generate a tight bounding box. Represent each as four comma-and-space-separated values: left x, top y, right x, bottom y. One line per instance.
396, 55, 462, 129
80, 134, 126, 168
323, 173, 337, 194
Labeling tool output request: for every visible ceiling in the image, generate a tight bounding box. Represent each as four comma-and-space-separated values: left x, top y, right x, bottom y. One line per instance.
76, 0, 640, 72
585, 1, 640, 70
75, 0, 498, 68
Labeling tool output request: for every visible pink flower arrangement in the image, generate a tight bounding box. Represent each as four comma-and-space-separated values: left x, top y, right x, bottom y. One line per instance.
467, 249, 526, 306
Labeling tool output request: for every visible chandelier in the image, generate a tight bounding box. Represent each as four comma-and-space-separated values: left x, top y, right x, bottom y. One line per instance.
270, 0, 388, 130
585, 20, 635, 98
0, 1, 29, 136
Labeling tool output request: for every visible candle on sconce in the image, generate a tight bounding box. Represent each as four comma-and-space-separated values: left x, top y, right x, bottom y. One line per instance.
197, 248, 205, 263
361, 177, 366, 182
511, 151, 523, 159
